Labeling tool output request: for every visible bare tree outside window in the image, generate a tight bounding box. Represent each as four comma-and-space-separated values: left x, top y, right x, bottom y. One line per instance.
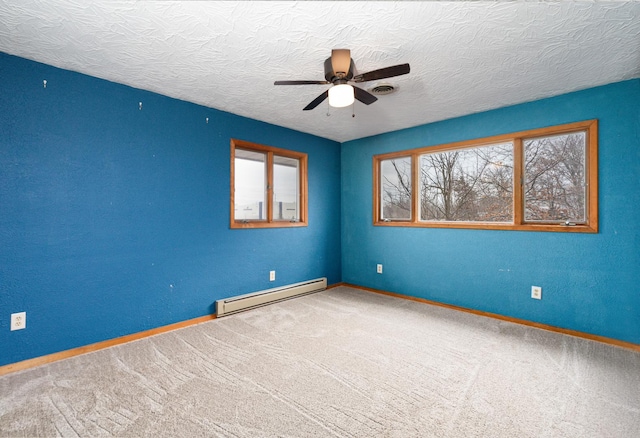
381, 157, 412, 220
373, 120, 596, 233
524, 132, 586, 223
420, 143, 513, 222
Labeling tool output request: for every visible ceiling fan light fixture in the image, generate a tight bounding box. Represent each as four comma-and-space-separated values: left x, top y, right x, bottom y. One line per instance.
328, 84, 354, 108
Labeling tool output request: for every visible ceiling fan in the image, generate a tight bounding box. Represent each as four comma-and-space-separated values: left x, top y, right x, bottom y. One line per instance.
274, 49, 410, 111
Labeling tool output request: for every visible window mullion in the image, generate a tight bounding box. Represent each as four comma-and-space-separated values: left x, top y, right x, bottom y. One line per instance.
230, 145, 237, 225
586, 124, 598, 229
373, 159, 380, 223
266, 152, 274, 222
412, 152, 419, 223
513, 138, 524, 225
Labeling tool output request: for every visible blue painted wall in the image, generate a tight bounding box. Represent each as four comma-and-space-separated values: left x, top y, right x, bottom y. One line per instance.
0, 53, 342, 366
342, 79, 640, 344
2, 50, 638, 368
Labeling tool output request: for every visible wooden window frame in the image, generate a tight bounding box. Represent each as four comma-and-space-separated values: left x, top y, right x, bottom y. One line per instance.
231, 139, 308, 229
373, 120, 598, 233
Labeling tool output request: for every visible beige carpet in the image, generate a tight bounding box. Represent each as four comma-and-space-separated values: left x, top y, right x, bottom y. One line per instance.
1, 286, 639, 437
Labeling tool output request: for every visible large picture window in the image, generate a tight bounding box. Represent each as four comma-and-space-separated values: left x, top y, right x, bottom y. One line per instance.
419, 141, 514, 222
374, 120, 598, 232
231, 139, 308, 229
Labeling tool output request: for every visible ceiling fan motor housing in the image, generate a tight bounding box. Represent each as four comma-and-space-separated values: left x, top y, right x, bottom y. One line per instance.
324, 57, 355, 83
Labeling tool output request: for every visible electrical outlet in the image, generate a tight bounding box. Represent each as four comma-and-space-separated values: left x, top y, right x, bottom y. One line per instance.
377, 264, 383, 274
11, 312, 26, 331
531, 286, 542, 300
269, 270, 276, 281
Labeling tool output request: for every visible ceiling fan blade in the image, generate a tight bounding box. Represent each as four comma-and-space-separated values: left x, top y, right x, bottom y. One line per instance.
353, 86, 378, 105
353, 63, 411, 82
275, 80, 330, 85
331, 49, 351, 77
303, 90, 329, 110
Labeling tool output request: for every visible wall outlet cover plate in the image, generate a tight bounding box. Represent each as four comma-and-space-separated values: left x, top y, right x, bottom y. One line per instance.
531, 286, 542, 300
11, 312, 26, 331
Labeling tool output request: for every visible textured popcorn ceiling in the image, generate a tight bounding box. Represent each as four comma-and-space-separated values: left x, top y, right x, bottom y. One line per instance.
0, 1, 639, 142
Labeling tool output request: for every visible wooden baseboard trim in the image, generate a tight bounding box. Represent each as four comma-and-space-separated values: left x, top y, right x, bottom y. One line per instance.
0, 314, 216, 377
1, 281, 344, 376
8, 280, 631, 376
345, 283, 640, 353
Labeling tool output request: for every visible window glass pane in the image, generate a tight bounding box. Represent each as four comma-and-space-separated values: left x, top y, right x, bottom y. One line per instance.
524, 131, 586, 223
381, 157, 412, 220
272, 155, 299, 221
420, 143, 513, 222
234, 149, 266, 220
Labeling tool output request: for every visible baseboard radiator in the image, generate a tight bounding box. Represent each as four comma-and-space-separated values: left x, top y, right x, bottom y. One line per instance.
216, 277, 327, 317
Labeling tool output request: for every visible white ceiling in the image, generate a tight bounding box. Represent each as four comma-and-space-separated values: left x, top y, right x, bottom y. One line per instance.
0, 1, 639, 143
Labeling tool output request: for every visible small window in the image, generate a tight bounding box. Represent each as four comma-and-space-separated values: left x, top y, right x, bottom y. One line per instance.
373, 120, 597, 233
231, 139, 307, 229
